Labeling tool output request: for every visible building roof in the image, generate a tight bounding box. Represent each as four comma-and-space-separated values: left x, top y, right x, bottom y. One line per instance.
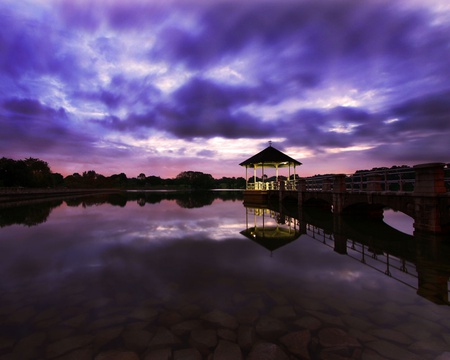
239, 145, 302, 168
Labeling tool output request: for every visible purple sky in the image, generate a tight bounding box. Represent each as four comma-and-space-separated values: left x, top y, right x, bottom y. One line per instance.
1, 0, 449, 179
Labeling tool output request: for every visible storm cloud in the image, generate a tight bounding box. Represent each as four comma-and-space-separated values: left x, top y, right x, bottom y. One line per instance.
0, 0, 449, 177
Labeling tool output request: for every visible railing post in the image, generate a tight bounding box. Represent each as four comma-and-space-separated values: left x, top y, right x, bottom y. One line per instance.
333, 174, 347, 193
322, 177, 332, 191
367, 174, 383, 191
413, 163, 446, 195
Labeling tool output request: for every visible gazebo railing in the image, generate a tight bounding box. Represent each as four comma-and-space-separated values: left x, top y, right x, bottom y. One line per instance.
246, 179, 298, 191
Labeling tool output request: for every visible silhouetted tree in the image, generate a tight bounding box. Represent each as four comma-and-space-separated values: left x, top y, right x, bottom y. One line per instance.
146, 175, 163, 187
109, 173, 128, 188
214, 176, 246, 189
135, 173, 146, 188
64, 173, 83, 188
175, 171, 214, 189
0, 157, 27, 187
51, 173, 64, 187
24, 158, 52, 187
0, 157, 52, 187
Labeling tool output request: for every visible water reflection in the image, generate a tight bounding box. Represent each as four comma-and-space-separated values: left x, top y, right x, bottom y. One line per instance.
0, 199, 63, 227
0, 192, 449, 359
242, 203, 450, 306
383, 208, 415, 235
0, 191, 244, 227
240, 207, 302, 254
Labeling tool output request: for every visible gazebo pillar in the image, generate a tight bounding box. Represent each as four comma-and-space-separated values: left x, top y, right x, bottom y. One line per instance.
245, 166, 248, 189
261, 163, 265, 190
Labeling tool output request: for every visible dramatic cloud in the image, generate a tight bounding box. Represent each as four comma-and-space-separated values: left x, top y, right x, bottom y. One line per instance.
0, 0, 449, 178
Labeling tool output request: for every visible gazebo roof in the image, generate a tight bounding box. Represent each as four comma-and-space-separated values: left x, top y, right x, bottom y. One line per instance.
239, 145, 302, 168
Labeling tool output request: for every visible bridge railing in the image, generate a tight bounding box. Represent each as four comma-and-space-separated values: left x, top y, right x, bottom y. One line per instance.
346, 168, 416, 192
246, 163, 450, 194
305, 164, 450, 193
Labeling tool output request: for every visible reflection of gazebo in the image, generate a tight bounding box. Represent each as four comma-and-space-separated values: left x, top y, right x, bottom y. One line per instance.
240, 206, 301, 255
239, 144, 302, 192
240, 227, 300, 252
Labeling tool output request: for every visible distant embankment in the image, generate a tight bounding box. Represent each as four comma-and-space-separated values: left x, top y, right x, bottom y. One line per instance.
0, 188, 123, 204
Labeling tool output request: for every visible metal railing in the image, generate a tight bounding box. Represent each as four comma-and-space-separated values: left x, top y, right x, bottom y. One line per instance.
306, 224, 423, 294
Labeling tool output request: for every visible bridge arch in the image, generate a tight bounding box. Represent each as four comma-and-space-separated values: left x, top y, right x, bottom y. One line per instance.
303, 197, 332, 211
340, 196, 416, 220
341, 202, 385, 219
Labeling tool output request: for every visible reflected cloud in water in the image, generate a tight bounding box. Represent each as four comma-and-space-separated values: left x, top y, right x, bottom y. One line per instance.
0, 191, 449, 359
0, 192, 246, 286
383, 208, 415, 235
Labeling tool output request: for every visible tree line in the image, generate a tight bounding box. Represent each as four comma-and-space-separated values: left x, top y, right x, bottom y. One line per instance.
0, 157, 246, 190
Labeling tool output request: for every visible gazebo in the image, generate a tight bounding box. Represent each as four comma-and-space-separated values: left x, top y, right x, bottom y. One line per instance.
239, 143, 302, 192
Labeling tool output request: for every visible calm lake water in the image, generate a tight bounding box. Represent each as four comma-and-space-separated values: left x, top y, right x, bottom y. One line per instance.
0, 191, 449, 360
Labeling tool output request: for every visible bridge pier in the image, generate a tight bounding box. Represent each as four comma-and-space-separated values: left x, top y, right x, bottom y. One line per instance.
413, 163, 449, 234
332, 174, 346, 215
279, 180, 285, 203
333, 215, 348, 254
297, 178, 306, 207
415, 230, 450, 304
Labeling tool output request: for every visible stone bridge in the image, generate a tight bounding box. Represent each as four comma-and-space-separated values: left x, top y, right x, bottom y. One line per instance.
268, 163, 450, 235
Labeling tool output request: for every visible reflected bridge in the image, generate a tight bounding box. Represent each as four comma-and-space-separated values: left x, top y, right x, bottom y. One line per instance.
241, 203, 450, 306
